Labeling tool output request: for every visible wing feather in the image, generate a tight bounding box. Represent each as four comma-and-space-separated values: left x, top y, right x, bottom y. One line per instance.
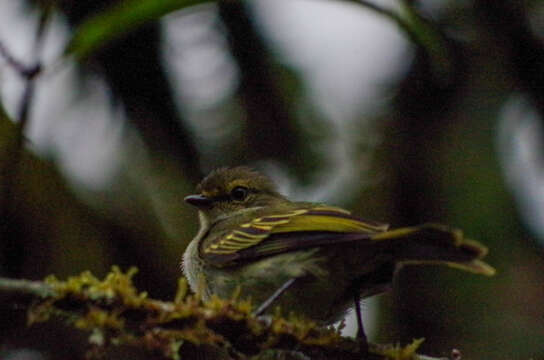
202, 205, 389, 265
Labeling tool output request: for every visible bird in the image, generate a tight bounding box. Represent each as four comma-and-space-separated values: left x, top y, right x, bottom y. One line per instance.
182, 166, 495, 350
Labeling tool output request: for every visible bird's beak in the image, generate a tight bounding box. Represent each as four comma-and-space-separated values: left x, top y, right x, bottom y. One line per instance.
184, 194, 212, 208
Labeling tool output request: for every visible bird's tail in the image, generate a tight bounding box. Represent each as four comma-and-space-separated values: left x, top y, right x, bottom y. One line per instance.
371, 223, 495, 276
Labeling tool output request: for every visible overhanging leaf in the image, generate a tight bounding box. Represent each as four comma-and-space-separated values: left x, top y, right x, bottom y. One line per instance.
66, 0, 214, 60
341, 0, 454, 82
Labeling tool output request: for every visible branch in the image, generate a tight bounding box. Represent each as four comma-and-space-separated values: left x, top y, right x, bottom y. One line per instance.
0, 268, 451, 360
0, 277, 56, 298
0, 8, 49, 239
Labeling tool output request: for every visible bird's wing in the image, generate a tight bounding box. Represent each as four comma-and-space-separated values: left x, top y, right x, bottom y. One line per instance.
201, 205, 389, 266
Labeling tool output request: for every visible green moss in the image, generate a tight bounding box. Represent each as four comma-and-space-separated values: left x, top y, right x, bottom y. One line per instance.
374, 338, 426, 360
26, 267, 437, 359
44, 266, 147, 306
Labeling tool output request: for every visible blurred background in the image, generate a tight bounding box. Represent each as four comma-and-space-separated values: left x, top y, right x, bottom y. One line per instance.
0, 0, 543, 359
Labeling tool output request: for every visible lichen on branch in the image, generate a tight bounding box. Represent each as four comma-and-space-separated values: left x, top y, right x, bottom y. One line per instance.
0, 267, 442, 360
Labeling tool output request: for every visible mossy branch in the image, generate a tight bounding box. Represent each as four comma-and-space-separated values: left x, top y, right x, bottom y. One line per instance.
0, 267, 458, 360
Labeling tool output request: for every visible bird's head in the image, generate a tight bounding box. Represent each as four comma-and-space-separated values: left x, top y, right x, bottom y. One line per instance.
185, 167, 287, 224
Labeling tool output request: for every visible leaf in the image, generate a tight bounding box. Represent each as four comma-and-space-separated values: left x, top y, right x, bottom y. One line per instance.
398, 0, 453, 80
66, 0, 213, 60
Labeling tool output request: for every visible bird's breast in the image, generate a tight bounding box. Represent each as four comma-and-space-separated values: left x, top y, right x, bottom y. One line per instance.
182, 238, 210, 298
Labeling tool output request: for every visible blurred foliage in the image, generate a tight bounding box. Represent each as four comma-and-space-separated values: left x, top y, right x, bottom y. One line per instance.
216, 1, 328, 183
0, 0, 543, 359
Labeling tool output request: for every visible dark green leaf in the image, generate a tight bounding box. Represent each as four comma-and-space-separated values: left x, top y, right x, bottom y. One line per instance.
66, 0, 213, 60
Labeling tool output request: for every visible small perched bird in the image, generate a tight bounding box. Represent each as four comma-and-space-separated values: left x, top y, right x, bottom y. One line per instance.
182, 167, 495, 348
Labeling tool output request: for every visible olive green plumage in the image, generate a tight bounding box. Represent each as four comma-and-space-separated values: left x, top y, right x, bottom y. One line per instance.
182, 167, 494, 324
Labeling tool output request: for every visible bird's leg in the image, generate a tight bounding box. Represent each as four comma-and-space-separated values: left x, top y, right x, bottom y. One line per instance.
252, 278, 297, 317
353, 291, 369, 353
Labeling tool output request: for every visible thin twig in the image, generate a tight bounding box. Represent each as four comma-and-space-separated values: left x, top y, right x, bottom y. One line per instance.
0, 9, 50, 239
0, 42, 32, 76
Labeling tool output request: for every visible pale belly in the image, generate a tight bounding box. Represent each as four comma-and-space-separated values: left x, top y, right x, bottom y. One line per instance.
184, 236, 395, 324
205, 249, 360, 324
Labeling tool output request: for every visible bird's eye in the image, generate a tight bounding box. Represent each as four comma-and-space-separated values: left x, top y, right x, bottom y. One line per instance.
230, 186, 249, 201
